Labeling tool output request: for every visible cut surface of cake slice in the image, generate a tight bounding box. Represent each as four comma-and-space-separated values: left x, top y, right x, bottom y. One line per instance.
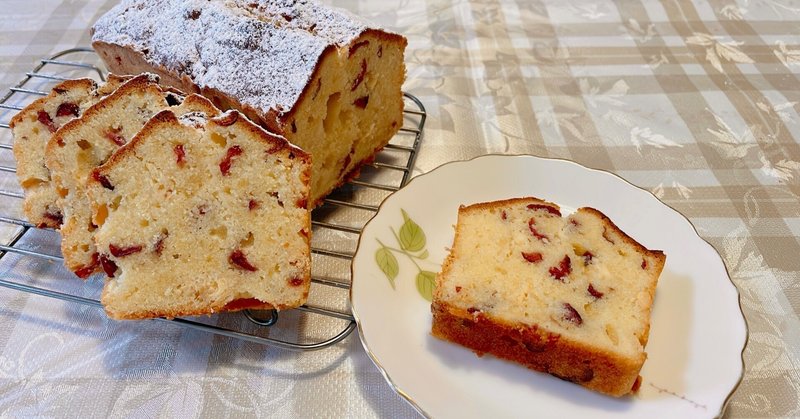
45, 73, 220, 277
10, 75, 129, 228
91, 0, 407, 205
431, 197, 666, 397
86, 110, 311, 319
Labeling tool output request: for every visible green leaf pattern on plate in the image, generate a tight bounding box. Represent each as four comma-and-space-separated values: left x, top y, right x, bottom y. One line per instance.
375, 209, 438, 301
399, 209, 426, 252
375, 247, 399, 289
415, 271, 437, 301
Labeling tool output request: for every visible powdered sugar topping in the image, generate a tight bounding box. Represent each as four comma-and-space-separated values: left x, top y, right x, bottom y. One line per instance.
92, 0, 369, 116
177, 111, 210, 129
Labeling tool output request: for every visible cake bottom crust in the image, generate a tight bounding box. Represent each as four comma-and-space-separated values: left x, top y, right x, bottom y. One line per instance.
431, 301, 644, 397
102, 291, 308, 320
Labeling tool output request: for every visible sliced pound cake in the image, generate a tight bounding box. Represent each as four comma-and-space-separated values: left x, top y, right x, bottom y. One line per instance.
10, 75, 128, 228
431, 197, 666, 397
92, 0, 407, 205
45, 73, 220, 277
86, 110, 311, 319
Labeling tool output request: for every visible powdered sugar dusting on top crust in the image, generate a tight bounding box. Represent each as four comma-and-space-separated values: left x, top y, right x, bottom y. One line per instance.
92, 0, 368, 116
178, 111, 209, 129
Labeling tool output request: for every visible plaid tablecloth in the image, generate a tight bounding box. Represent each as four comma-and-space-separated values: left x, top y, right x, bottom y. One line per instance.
1, 0, 798, 417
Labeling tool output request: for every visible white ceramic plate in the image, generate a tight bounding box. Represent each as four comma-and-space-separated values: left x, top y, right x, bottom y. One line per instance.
351, 155, 746, 419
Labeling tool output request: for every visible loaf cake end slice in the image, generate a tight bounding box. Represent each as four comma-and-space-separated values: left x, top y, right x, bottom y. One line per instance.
10, 75, 129, 228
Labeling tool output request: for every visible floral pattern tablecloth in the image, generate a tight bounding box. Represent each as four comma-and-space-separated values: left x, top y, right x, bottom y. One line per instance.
1, 0, 798, 417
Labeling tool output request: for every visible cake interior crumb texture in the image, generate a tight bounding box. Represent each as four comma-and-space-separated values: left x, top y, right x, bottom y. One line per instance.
87, 110, 311, 320
432, 197, 666, 397
10, 75, 129, 228
45, 74, 219, 277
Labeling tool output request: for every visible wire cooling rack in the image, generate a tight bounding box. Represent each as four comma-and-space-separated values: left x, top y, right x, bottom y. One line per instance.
0, 47, 425, 351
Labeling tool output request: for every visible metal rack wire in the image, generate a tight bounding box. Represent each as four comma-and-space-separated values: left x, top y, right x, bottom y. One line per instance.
0, 47, 426, 351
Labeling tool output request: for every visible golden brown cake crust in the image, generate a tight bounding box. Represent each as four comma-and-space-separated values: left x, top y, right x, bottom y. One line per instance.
95, 29, 405, 135
432, 300, 643, 397
102, 299, 281, 321
580, 207, 666, 263
101, 109, 310, 172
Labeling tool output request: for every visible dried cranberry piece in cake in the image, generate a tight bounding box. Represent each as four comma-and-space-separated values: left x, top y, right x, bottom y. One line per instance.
99, 254, 118, 277
549, 255, 571, 281
105, 128, 126, 146
527, 203, 561, 216
92, 171, 115, 190
56, 102, 80, 117
219, 145, 243, 176
522, 251, 543, 263
229, 249, 258, 272
109, 243, 144, 257
349, 40, 370, 57
37, 111, 56, 133
74, 252, 100, 279
353, 96, 369, 109
588, 284, 604, 299
528, 218, 548, 241
351, 59, 367, 91
561, 303, 583, 326
174, 144, 186, 166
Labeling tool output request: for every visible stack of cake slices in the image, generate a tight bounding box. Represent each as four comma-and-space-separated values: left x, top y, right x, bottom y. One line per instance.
10, 0, 410, 320
11, 74, 312, 320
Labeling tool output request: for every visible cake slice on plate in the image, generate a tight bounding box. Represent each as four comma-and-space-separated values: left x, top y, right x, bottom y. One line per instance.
86, 109, 311, 319
432, 197, 665, 397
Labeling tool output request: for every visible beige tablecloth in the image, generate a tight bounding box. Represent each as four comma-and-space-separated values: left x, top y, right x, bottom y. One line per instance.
1, 0, 798, 417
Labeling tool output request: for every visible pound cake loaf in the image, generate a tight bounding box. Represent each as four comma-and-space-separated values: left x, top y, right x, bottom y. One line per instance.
45, 73, 220, 277
86, 109, 311, 319
10, 75, 129, 228
431, 197, 666, 397
91, 0, 407, 205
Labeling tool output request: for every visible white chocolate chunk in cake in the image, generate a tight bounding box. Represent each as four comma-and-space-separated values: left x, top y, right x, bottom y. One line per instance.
86, 110, 311, 319
432, 197, 665, 397
44, 73, 220, 277
10, 75, 129, 228
91, 0, 407, 205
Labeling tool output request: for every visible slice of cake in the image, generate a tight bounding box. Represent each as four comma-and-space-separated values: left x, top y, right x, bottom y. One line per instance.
10, 75, 129, 228
431, 197, 666, 397
86, 109, 311, 319
45, 73, 220, 277
91, 0, 407, 205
